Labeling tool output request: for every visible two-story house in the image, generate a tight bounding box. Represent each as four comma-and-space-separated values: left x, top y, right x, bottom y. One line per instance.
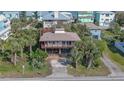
0, 14, 11, 40
39, 28, 80, 55
42, 11, 74, 28
94, 11, 115, 27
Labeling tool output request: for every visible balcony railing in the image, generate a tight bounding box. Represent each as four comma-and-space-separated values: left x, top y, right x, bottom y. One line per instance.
41, 44, 74, 48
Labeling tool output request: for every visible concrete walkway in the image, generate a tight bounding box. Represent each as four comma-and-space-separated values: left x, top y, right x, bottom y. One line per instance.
101, 53, 124, 76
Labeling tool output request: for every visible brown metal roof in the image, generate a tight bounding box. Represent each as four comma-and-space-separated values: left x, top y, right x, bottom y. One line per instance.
39, 31, 80, 41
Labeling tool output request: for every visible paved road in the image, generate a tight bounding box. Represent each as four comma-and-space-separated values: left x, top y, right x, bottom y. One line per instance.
1, 76, 124, 81
101, 53, 124, 77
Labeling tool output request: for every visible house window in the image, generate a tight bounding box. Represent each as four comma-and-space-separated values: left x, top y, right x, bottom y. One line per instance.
16, 14, 18, 17
52, 41, 55, 44
69, 41, 71, 45
62, 41, 66, 45
106, 14, 109, 17
105, 19, 109, 21
10, 14, 12, 17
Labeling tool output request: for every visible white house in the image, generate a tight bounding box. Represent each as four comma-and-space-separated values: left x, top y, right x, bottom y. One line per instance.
0, 14, 11, 40
95, 11, 115, 27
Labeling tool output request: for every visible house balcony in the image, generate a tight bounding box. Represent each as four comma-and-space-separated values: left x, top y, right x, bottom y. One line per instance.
41, 44, 74, 49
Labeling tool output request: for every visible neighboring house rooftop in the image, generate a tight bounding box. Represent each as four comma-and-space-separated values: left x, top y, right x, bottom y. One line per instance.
40, 28, 80, 41
26, 11, 33, 17
96, 11, 115, 14
2, 11, 19, 13
85, 23, 102, 30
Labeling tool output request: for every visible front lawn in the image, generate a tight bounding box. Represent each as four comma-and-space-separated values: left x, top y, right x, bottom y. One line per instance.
0, 61, 52, 78
67, 59, 110, 76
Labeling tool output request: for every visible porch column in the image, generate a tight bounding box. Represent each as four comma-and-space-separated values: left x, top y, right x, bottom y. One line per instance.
45, 48, 46, 52
59, 48, 61, 55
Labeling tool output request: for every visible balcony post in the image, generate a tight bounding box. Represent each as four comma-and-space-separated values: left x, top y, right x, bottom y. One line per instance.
45, 48, 46, 52
59, 48, 61, 55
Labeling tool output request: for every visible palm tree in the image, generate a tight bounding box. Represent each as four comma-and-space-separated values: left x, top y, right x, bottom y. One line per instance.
70, 41, 83, 68
82, 38, 100, 69
33, 11, 38, 20
11, 20, 22, 32
23, 29, 38, 57
5, 36, 20, 66
15, 30, 26, 59
68, 23, 101, 69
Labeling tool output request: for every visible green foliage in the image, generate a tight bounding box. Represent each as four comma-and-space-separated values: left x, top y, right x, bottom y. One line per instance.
67, 59, 110, 76
33, 11, 38, 19
110, 22, 121, 34
29, 49, 48, 69
20, 11, 27, 21
115, 12, 124, 26
94, 40, 107, 53
0, 61, 51, 77
35, 22, 43, 29
68, 24, 101, 69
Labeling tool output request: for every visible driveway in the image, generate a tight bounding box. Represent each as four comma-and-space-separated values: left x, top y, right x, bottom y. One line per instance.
101, 53, 124, 76
46, 59, 73, 79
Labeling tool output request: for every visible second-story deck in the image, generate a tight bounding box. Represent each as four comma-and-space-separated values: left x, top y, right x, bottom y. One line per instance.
41, 44, 74, 49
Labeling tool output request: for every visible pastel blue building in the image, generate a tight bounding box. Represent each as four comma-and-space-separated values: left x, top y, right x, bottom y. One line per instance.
94, 11, 115, 27
0, 14, 11, 40
1, 11, 20, 20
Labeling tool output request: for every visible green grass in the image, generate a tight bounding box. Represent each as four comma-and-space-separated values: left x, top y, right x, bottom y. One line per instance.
67, 59, 110, 76
94, 40, 107, 53
0, 61, 52, 77
104, 45, 124, 71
